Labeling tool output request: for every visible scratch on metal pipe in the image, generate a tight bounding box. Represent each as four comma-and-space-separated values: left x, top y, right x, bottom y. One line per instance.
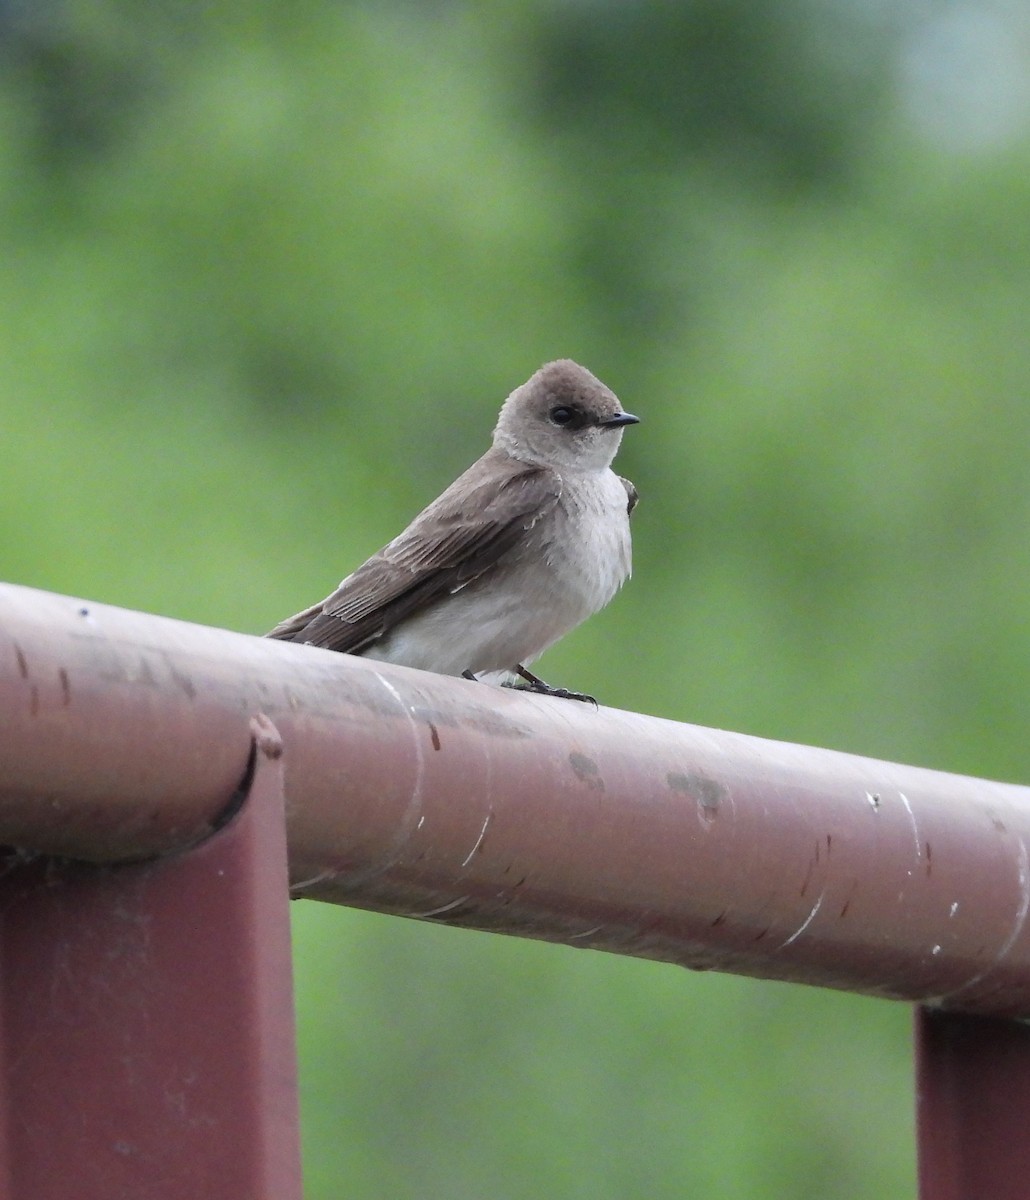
461, 811, 493, 868
374, 673, 426, 810
324, 671, 427, 886
941, 836, 1030, 1001
290, 868, 339, 895
780, 892, 825, 948
990, 836, 1030, 965
409, 895, 471, 919
899, 792, 922, 860
569, 926, 604, 940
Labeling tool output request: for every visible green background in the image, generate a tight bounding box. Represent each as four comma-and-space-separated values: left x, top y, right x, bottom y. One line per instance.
3, 3, 1028, 1196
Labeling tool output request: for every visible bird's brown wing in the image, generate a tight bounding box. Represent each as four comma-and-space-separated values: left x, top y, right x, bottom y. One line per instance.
266, 450, 562, 654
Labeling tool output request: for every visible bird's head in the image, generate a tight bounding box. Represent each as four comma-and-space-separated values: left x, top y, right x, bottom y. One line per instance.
493, 359, 639, 473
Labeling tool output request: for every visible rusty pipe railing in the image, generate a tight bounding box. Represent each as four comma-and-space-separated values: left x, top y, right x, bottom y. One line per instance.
2, 581, 1029, 1017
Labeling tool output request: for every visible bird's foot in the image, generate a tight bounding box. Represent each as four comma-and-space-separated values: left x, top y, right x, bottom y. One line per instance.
507, 664, 598, 707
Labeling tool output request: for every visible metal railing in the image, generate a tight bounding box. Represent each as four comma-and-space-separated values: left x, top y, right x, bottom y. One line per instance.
2, 580, 1028, 1198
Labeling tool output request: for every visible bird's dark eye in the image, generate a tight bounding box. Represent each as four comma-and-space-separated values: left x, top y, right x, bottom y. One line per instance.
549, 406, 575, 426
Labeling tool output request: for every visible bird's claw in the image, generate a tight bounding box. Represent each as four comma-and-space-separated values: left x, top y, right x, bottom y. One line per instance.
463, 666, 598, 707
509, 665, 598, 707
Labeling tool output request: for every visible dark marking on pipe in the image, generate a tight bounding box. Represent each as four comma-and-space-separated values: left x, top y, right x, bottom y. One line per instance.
59, 668, 70, 706
427, 722, 441, 752
569, 752, 604, 792
797, 859, 816, 897
14, 644, 28, 679
29, 685, 39, 716
710, 910, 727, 928
668, 771, 725, 824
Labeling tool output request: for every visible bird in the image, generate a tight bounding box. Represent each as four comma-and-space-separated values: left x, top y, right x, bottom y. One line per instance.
266, 359, 639, 702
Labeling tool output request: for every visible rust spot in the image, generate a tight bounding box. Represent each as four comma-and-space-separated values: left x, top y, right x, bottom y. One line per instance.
667, 771, 725, 824
569, 752, 604, 792
427, 722, 441, 751
59, 668, 71, 706
14, 645, 28, 679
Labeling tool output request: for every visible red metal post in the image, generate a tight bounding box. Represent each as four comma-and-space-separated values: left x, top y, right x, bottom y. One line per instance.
915, 1006, 1030, 1200
0, 716, 301, 1199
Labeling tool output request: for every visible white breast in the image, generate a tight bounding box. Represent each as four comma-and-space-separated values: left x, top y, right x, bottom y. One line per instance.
363, 468, 633, 677
538, 468, 633, 619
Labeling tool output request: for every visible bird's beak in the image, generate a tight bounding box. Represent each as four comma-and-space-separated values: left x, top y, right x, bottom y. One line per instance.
600, 412, 640, 428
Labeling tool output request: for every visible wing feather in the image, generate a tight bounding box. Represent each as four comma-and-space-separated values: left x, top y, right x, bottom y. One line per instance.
266, 450, 562, 655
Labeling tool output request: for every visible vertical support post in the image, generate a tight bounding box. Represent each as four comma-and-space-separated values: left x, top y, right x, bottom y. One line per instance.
0, 716, 301, 1199
916, 1006, 1030, 1200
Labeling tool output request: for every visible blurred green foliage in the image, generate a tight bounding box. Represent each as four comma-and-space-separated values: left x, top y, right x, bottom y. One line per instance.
3, 2, 1029, 1196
